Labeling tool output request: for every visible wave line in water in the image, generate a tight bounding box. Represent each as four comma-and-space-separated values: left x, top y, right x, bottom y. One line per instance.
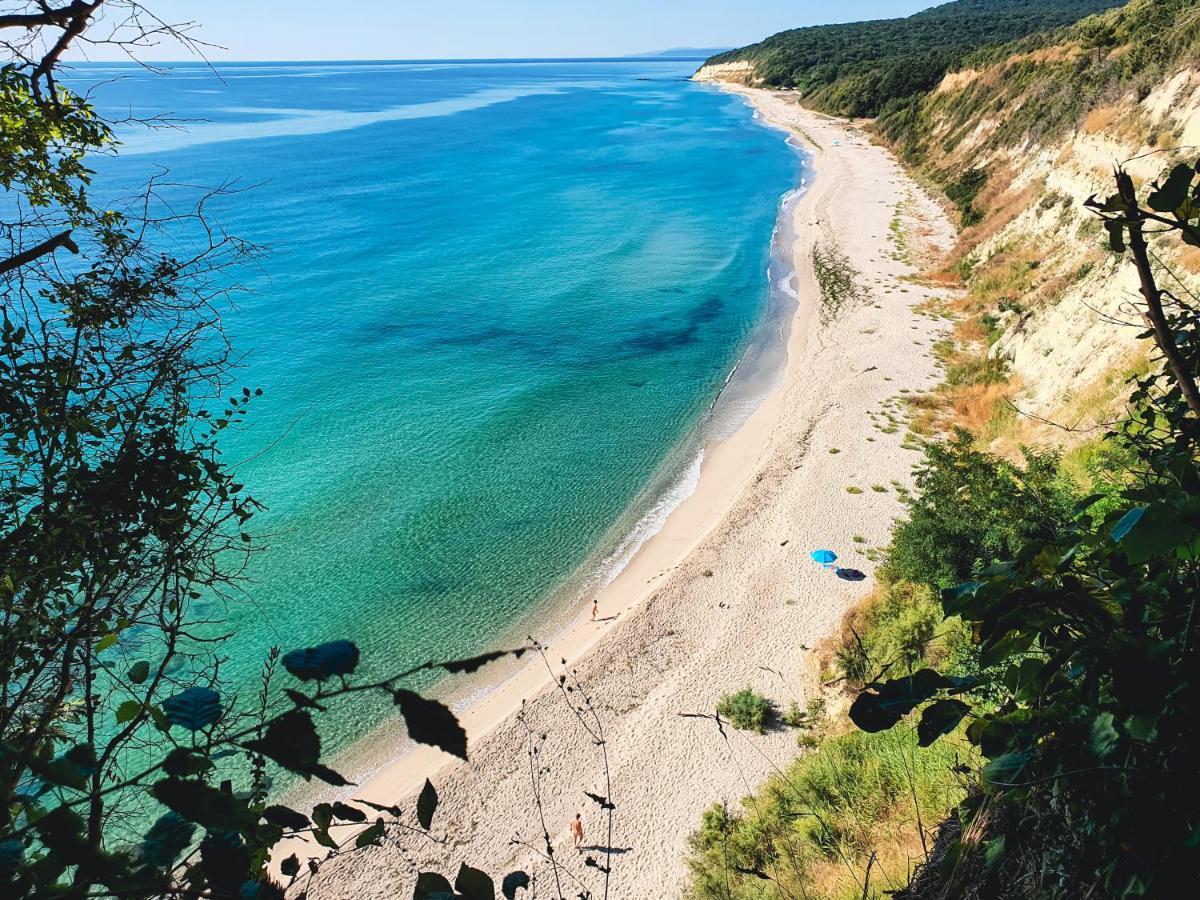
115, 83, 584, 154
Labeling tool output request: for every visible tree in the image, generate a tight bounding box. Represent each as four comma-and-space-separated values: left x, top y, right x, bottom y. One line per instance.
0, 5, 530, 897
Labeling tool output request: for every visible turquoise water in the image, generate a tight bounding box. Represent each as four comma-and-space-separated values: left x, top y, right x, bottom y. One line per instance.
84, 59, 802, 758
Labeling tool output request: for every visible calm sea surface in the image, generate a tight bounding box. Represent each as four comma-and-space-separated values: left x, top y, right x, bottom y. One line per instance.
81, 59, 802, 757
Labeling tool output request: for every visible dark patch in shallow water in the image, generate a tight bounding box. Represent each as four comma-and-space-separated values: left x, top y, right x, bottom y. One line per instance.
623, 295, 724, 354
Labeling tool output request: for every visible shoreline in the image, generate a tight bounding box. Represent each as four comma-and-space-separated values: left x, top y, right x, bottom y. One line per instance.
300, 85, 957, 897
287, 83, 811, 806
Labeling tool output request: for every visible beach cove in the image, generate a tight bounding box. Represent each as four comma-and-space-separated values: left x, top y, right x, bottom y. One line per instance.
300, 86, 959, 897
81, 59, 803, 768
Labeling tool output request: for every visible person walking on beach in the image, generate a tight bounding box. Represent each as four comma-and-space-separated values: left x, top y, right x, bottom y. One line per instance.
591, 598, 598, 622
571, 812, 584, 850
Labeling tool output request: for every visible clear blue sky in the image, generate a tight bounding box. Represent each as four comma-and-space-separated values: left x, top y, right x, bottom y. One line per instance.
81, 1, 938, 61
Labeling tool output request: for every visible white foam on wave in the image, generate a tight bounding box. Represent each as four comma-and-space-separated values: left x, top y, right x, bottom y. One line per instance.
590, 447, 706, 595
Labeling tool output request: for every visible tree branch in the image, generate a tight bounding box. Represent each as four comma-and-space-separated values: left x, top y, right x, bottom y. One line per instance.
30, 0, 104, 100
0, 228, 78, 276
1116, 170, 1200, 418
0, 1, 92, 30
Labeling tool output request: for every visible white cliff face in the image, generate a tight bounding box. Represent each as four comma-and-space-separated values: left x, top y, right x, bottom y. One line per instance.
939, 66, 1200, 431
692, 61, 758, 84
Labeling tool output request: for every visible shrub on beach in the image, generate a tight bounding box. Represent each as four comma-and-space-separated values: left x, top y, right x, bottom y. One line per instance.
717, 688, 774, 733
831, 579, 949, 686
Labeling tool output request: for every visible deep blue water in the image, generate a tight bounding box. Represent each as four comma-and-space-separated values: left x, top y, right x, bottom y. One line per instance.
80, 59, 802, 756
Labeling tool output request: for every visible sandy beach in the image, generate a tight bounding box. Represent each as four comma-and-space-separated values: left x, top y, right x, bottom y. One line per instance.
298, 86, 956, 898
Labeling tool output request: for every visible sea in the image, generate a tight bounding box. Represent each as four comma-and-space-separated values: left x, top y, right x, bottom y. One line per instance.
79, 58, 804, 766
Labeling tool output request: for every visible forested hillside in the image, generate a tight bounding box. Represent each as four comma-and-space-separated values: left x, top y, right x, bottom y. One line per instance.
885, 0, 1200, 164
701, 0, 1125, 117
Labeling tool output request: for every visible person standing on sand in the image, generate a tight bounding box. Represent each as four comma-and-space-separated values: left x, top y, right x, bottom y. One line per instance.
591, 598, 598, 622
571, 812, 584, 849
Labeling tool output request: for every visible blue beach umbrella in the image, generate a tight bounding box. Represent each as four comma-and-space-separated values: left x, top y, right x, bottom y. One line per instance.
810, 549, 837, 567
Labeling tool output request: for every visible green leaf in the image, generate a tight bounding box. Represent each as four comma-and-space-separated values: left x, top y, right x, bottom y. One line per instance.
979, 629, 1036, 669
1125, 712, 1158, 742
392, 690, 468, 760
96, 633, 118, 652
1103, 220, 1126, 253
455, 863, 496, 900
199, 830, 250, 895
128, 660, 151, 685
1187, 822, 1200, 850
417, 778, 438, 830
502, 871, 531, 899
33, 744, 97, 791
280, 853, 300, 878
242, 710, 350, 786
413, 871, 455, 900
311, 803, 333, 831
331, 802, 367, 823
966, 718, 1014, 757
162, 748, 214, 778
1091, 712, 1119, 760
981, 752, 1030, 788
140, 812, 195, 867
34, 805, 88, 860
1110, 506, 1146, 542
942, 580, 984, 617
917, 699, 970, 747
115, 700, 141, 724
162, 687, 222, 731
984, 834, 1006, 868
1111, 503, 1191, 564
355, 818, 386, 848
282, 640, 360, 681
849, 669, 951, 733
312, 826, 339, 850
1148, 163, 1194, 213
262, 805, 310, 831
151, 778, 257, 831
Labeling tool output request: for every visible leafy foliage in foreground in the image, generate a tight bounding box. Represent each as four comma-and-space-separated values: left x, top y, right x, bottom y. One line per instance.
1, 632, 529, 898
703, 0, 1124, 117
850, 163, 1200, 895
0, 4, 531, 898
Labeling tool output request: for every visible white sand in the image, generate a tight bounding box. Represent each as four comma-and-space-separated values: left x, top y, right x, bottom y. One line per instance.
298, 87, 955, 899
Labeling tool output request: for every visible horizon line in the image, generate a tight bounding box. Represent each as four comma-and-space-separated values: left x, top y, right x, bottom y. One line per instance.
68, 54, 721, 65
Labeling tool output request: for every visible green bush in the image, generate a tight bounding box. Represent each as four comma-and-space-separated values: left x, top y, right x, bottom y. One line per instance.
834, 580, 947, 685
717, 688, 774, 734
780, 701, 805, 728
850, 160, 1200, 889
780, 697, 826, 730
886, 429, 1079, 590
